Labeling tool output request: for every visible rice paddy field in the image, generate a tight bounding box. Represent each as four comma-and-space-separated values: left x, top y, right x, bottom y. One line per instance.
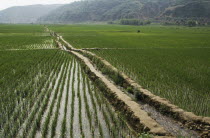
0, 24, 55, 50
0, 25, 135, 138
49, 24, 210, 117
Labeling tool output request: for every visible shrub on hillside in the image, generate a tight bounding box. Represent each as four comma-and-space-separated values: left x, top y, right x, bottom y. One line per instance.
120, 19, 151, 26
188, 20, 197, 27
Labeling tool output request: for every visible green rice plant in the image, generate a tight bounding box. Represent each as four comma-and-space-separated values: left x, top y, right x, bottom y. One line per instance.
139, 133, 153, 138
20, 81, 52, 137
42, 59, 67, 137
0, 24, 55, 50
77, 65, 85, 138
0, 50, 61, 133
70, 59, 76, 138
49, 24, 210, 116
81, 71, 93, 135
28, 57, 64, 138
61, 60, 73, 138
49, 25, 210, 49
92, 49, 210, 116
1, 51, 63, 136
86, 78, 105, 137
20, 66, 59, 138
50, 58, 69, 138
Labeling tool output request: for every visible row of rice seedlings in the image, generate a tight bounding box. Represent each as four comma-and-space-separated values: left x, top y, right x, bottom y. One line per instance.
50, 58, 69, 138
2, 71, 49, 137
93, 83, 135, 137
17, 52, 64, 138
34, 59, 65, 138
27, 55, 66, 138
85, 76, 105, 137
92, 85, 118, 137
26, 44, 55, 50
42, 58, 68, 137
34, 57, 65, 138
19, 73, 54, 138
77, 65, 85, 138
72, 62, 81, 137
81, 67, 135, 138
0, 51, 61, 137
70, 60, 77, 138
54, 59, 72, 138
80, 65, 119, 137
0, 50, 61, 130
28, 86, 53, 138
65, 58, 75, 137
81, 70, 94, 136
94, 50, 210, 116
27, 86, 53, 138
0, 38, 57, 105
41, 55, 69, 137
0, 52, 50, 129
61, 59, 73, 138
78, 65, 92, 137
1, 84, 30, 132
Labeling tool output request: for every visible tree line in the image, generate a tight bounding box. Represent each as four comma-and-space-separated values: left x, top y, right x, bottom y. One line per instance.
120, 19, 151, 26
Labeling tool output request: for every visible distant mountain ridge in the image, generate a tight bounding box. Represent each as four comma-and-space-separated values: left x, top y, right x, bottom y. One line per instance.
0, 0, 210, 24
0, 4, 62, 23
161, 1, 210, 18
39, 0, 210, 23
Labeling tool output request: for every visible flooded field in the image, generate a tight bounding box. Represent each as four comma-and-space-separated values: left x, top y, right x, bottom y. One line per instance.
0, 50, 135, 138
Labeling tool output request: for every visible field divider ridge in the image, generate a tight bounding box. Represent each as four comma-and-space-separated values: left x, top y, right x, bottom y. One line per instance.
74, 48, 210, 137
48, 31, 172, 136
49, 28, 210, 137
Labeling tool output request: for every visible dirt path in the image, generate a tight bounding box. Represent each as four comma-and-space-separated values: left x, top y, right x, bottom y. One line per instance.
50, 30, 210, 137
51, 33, 173, 137
69, 50, 170, 136
76, 48, 210, 137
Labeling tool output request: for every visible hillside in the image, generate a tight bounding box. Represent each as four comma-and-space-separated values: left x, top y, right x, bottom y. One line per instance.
162, 1, 210, 18
39, 0, 168, 23
0, 4, 62, 23
39, 0, 210, 23
0, 0, 209, 24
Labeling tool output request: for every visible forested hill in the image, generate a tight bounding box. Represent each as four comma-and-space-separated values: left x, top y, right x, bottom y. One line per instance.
39, 0, 170, 23
0, 4, 62, 23
39, 0, 210, 23
0, 0, 210, 24
161, 1, 210, 18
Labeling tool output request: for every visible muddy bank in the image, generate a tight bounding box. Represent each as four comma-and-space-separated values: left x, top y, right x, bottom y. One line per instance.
75, 49, 210, 138
50, 29, 210, 137
67, 50, 171, 137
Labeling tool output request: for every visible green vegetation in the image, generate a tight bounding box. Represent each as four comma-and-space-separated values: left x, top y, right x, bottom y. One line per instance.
92, 49, 210, 116
49, 24, 210, 116
49, 24, 210, 49
0, 24, 56, 50
0, 49, 59, 136
39, 0, 210, 24
0, 24, 44, 33
120, 19, 151, 26
0, 24, 135, 138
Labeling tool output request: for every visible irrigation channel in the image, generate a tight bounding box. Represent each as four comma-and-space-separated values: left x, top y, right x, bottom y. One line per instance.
50, 28, 210, 138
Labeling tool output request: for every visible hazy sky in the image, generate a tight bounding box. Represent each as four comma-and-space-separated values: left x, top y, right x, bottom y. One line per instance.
0, 0, 80, 10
